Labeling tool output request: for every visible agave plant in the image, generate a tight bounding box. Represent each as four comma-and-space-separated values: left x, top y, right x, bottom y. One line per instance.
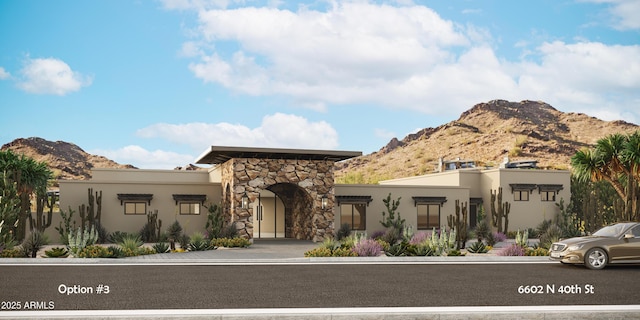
188, 232, 210, 251
44, 247, 69, 258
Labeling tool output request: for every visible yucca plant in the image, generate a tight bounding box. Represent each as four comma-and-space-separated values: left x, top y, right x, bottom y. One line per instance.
118, 234, 143, 255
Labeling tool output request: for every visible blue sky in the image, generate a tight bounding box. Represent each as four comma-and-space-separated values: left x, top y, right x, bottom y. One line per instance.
1, 0, 639, 169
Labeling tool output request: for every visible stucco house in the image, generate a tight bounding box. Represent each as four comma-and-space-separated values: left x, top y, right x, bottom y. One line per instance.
53, 146, 570, 243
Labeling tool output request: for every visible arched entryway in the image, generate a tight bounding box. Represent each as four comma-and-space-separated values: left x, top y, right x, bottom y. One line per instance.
252, 183, 314, 239
196, 146, 361, 242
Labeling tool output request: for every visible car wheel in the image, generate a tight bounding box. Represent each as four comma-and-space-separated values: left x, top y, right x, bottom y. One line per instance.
585, 248, 608, 270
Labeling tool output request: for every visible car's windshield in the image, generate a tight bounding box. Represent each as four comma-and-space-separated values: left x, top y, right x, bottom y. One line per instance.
593, 224, 629, 237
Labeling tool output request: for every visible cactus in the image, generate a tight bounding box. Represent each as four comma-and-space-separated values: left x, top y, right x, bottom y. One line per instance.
490, 187, 511, 234
447, 200, 469, 249
29, 190, 55, 233
140, 210, 162, 242
78, 188, 103, 233
380, 193, 404, 230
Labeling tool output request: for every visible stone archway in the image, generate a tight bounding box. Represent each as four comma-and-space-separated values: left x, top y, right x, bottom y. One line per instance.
220, 158, 335, 242
267, 183, 313, 239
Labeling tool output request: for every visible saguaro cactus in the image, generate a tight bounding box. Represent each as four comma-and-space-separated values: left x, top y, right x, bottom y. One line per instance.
490, 187, 511, 234
79, 188, 102, 232
30, 190, 55, 232
447, 199, 468, 249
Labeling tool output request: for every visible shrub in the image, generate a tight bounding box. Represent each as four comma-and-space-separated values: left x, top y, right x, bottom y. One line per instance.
336, 223, 352, 241
319, 238, 341, 251
539, 225, 563, 249
178, 234, 190, 249
303, 246, 357, 257
22, 231, 48, 258
304, 247, 332, 257
525, 247, 549, 256
1, 247, 25, 258
211, 237, 251, 248
380, 228, 402, 245
44, 247, 69, 258
332, 247, 357, 257
497, 244, 525, 256
352, 238, 383, 257
77, 245, 110, 258
109, 231, 135, 244
447, 249, 464, 256
218, 222, 238, 239
409, 231, 429, 245
369, 230, 386, 240
493, 232, 507, 243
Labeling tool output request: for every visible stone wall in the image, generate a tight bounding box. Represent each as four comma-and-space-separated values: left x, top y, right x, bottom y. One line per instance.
220, 158, 335, 241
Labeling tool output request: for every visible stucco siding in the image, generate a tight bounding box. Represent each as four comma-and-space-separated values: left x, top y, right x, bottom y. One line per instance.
58, 173, 221, 243
335, 184, 469, 232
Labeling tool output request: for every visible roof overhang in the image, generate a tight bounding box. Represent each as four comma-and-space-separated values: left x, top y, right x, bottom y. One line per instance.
195, 146, 362, 164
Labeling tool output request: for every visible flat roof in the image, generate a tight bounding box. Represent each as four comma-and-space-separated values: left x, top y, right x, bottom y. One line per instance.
195, 146, 362, 164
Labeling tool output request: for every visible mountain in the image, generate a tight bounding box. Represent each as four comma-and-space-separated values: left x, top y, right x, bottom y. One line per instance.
334, 100, 639, 183
1, 137, 137, 180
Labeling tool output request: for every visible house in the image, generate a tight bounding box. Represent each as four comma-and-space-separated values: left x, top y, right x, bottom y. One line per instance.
52, 146, 570, 243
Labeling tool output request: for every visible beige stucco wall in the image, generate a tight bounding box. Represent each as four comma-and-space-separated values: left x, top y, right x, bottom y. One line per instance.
480, 169, 571, 232
380, 167, 571, 233
334, 184, 470, 232
57, 169, 220, 244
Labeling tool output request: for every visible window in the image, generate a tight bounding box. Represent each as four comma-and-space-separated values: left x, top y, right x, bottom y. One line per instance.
124, 202, 146, 215
336, 196, 372, 231
541, 191, 556, 202
179, 202, 201, 215
118, 194, 153, 215
340, 203, 367, 230
417, 204, 440, 229
538, 184, 563, 202
514, 190, 529, 201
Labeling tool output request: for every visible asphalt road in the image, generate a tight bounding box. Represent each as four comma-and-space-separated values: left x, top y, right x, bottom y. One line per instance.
1, 263, 638, 311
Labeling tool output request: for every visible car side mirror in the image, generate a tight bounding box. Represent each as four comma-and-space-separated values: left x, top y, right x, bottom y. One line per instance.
624, 234, 634, 239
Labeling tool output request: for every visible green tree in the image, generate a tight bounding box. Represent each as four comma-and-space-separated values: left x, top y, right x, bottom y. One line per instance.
0, 150, 52, 240
571, 132, 640, 222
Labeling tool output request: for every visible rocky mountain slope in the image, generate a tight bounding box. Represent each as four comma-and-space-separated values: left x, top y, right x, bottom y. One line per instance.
335, 100, 639, 183
1, 137, 136, 180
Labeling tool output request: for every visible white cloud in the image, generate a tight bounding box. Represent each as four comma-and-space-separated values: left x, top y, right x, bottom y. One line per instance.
585, 0, 640, 30
90, 145, 195, 170
173, 1, 640, 122
136, 113, 339, 152
0, 67, 10, 80
17, 57, 92, 95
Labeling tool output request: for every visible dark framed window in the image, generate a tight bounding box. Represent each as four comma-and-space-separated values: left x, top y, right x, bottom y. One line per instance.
340, 203, 367, 230
124, 202, 146, 215
179, 202, 201, 215
514, 190, 529, 201
541, 191, 556, 202
417, 203, 441, 229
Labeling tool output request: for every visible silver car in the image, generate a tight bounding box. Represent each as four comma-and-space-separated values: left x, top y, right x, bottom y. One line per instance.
549, 222, 640, 269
